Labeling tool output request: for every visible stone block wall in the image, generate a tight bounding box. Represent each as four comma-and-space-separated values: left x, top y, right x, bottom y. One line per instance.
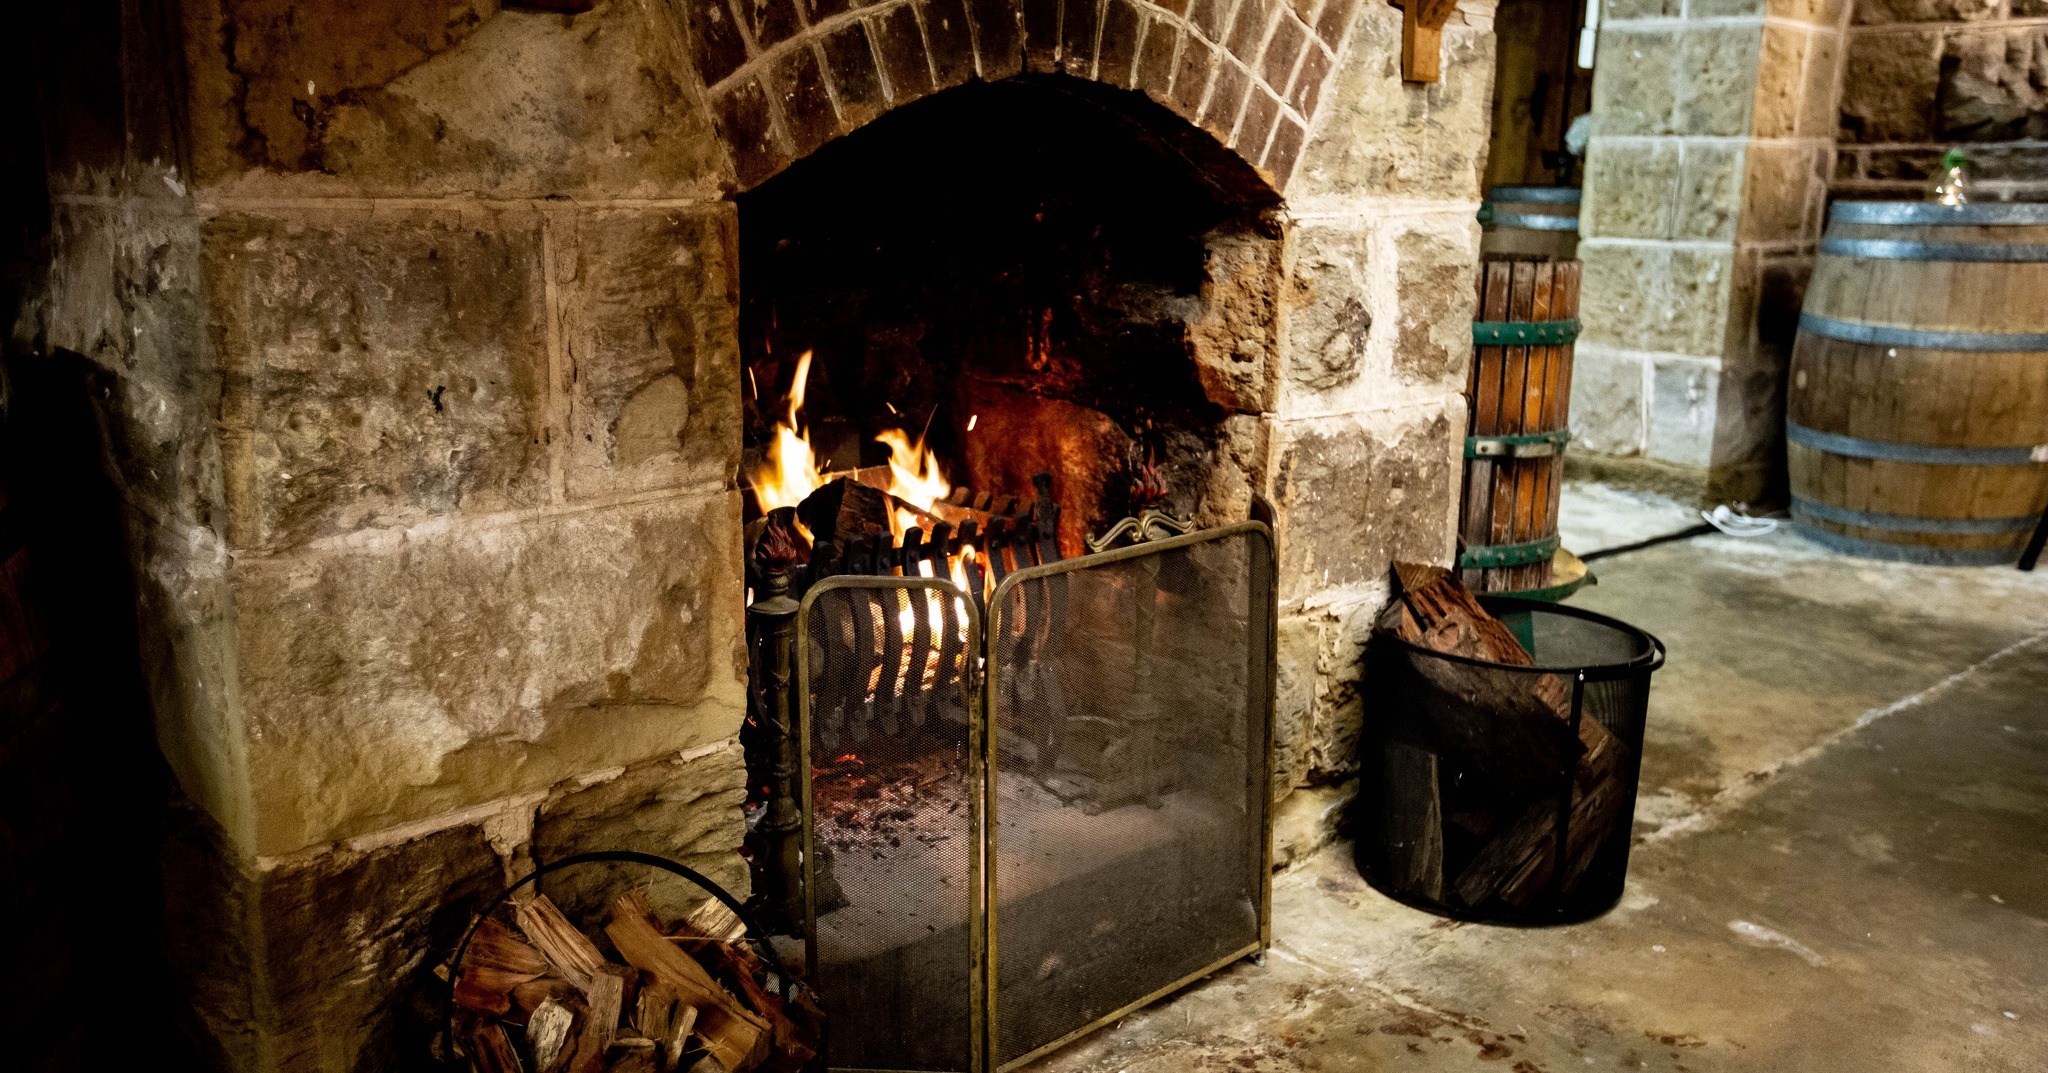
1572, 0, 1848, 502
15, 0, 1496, 1066
1835, 1, 2048, 201
1265, 0, 1497, 863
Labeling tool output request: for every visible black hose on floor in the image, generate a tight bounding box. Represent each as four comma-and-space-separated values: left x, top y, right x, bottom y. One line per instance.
1579, 523, 1719, 564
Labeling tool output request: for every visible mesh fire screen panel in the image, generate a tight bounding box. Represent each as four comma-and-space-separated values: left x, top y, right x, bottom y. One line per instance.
986, 522, 1275, 1069
799, 576, 986, 1072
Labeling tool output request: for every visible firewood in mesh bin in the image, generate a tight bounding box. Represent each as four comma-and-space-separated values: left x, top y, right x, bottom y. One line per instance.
446, 888, 820, 1073
1387, 564, 1634, 908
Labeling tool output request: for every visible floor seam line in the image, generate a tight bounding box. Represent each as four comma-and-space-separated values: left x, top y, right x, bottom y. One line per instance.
1639, 628, 2048, 846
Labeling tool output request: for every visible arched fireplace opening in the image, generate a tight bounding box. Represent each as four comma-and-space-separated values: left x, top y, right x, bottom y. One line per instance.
734, 75, 1286, 1071
738, 76, 1284, 551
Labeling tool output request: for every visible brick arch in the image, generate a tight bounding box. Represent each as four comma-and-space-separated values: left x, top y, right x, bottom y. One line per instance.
687, 0, 1358, 190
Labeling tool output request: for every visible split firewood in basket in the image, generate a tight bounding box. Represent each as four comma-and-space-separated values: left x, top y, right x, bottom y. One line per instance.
1388, 563, 1584, 795
607, 889, 771, 1072
608, 1037, 661, 1073
516, 895, 612, 993
666, 901, 820, 1073
454, 919, 549, 1015
1389, 563, 1637, 906
1452, 717, 1630, 906
526, 997, 577, 1073
464, 1022, 524, 1073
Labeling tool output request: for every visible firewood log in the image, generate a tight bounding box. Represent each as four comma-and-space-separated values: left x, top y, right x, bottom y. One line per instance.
565, 994, 612, 1073
515, 896, 610, 993
1379, 741, 1445, 900
465, 1021, 525, 1073
584, 966, 628, 1054
511, 978, 580, 1026
455, 918, 553, 1015
1453, 715, 1631, 907
608, 1038, 660, 1073
470, 918, 551, 975
679, 898, 748, 943
1388, 563, 1639, 907
798, 477, 893, 544
606, 890, 769, 1073
528, 999, 577, 1073
635, 980, 676, 1047
666, 1006, 699, 1073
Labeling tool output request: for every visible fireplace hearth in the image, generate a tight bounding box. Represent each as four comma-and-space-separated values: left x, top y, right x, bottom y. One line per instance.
732, 77, 1282, 1070
757, 518, 1274, 1072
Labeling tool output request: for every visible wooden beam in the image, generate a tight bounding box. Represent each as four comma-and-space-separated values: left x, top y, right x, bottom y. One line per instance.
1391, 0, 1459, 83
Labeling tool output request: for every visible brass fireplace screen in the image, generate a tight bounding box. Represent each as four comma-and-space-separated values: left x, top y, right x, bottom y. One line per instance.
795, 522, 1276, 1072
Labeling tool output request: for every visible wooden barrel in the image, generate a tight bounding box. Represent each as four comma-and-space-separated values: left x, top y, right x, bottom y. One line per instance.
1789, 200, 2048, 565
1480, 186, 1580, 260
1460, 257, 1582, 593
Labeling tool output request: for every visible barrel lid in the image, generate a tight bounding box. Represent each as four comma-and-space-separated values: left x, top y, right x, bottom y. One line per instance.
1829, 201, 2048, 226
1486, 186, 1582, 205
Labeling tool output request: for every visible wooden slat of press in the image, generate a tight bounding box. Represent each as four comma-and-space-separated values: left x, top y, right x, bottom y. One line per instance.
1514, 263, 1557, 590
1466, 266, 1499, 585
1488, 261, 1537, 590
1476, 261, 1515, 585
1474, 262, 1512, 436
1542, 262, 1581, 577
1465, 262, 1514, 582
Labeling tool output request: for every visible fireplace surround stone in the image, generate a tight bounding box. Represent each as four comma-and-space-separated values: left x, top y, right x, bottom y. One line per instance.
17, 0, 1497, 1067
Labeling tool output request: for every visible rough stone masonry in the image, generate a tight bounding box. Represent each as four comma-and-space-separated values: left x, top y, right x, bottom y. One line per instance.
15, 1, 1499, 1068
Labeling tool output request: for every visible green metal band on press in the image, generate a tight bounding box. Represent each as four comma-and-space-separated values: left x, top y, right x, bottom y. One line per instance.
1458, 535, 1561, 570
1473, 318, 1581, 346
1466, 429, 1572, 458
1496, 571, 1595, 603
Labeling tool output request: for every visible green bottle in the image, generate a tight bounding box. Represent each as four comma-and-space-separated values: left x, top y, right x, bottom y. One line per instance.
1926, 148, 1970, 206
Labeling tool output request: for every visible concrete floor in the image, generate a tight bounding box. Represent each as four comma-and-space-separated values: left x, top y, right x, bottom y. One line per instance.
1028, 483, 2048, 1073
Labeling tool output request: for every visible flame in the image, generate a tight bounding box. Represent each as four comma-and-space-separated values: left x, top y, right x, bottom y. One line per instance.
747, 351, 982, 679
749, 350, 956, 537
751, 350, 823, 514
875, 427, 950, 537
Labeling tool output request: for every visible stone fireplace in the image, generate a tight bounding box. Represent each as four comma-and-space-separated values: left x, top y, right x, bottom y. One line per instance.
15, 0, 1494, 1069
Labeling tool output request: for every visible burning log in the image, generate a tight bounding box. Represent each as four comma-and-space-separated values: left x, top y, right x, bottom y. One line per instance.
449, 891, 818, 1073
797, 477, 894, 545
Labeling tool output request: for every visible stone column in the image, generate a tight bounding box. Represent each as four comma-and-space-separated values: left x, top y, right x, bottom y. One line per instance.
24, 4, 753, 1069
1572, 0, 1848, 503
1261, 0, 1497, 865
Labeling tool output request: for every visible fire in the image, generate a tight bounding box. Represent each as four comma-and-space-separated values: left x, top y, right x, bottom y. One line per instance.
749, 349, 981, 676
750, 350, 823, 515
875, 427, 951, 536
747, 350, 956, 534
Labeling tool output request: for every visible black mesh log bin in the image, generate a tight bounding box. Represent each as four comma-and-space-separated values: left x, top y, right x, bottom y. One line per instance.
1355, 596, 1664, 924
